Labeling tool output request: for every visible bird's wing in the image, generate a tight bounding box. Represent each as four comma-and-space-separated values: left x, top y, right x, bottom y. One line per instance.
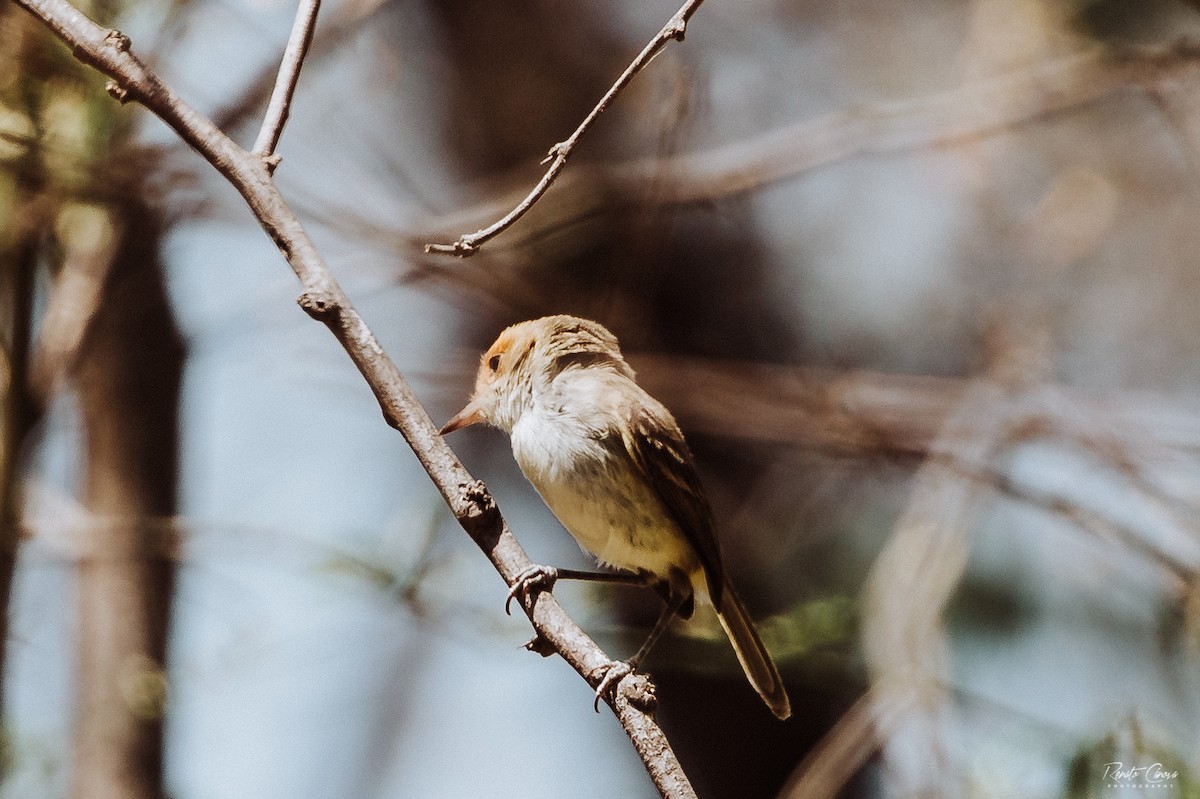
618, 399, 725, 608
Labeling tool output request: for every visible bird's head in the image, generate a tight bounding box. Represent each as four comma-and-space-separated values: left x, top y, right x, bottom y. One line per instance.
440, 315, 632, 435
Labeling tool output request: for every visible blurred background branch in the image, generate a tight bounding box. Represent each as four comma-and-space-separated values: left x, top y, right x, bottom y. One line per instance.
861, 372, 1019, 798
630, 353, 1200, 456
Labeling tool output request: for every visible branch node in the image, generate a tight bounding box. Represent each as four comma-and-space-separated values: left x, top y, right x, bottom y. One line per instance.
666, 19, 687, 41
263, 152, 283, 174
523, 633, 555, 658
105, 80, 130, 103
595, 669, 658, 714
460, 479, 498, 523
297, 289, 338, 319
541, 141, 568, 165
104, 29, 131, 52
423, 239, 479, 258
626, 674, 658, 714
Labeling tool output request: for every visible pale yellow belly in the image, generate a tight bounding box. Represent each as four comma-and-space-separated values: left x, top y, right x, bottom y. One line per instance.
513, 430, 698, 582
538, 475, 696, 580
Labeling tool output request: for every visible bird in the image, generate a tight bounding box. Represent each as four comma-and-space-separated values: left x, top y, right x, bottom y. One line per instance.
440, 314, 790, 719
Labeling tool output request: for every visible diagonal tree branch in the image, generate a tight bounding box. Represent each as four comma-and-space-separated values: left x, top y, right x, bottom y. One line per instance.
8, 0, 697, 796
251, 0, 321, 163
423, 0, 706, 257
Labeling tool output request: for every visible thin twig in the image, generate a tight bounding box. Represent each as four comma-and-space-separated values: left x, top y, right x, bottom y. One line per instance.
213, 0, 387, 135
10, 1, 697, 796
251, 0, 321, 165
423, 0, 706, 257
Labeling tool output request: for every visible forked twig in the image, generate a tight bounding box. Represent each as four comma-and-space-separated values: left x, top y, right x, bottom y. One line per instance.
423, 0, 706, 257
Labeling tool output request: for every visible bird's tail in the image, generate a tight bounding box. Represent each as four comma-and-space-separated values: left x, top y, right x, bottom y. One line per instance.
715, 579, 791, 720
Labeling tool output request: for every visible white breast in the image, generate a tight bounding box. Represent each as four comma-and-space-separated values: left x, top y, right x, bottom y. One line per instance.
508, 378, 695, 581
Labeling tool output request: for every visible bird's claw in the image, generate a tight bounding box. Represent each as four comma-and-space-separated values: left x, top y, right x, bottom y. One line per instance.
592, 660, 634, 712
505, 564, 559, 615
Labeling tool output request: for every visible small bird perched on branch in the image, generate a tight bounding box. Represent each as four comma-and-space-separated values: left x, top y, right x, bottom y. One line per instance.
441, 314, 791, 719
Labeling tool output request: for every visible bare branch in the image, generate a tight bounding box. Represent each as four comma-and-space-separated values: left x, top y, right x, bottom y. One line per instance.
251, 0, 322, 164
423, 0, 706, 257
11, 0, 696, 794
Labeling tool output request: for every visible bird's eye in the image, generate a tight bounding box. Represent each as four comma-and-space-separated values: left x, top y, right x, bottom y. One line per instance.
487, 354, 501, 372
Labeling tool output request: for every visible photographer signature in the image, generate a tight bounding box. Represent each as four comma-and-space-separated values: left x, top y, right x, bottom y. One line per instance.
1102, 762, 1179, 786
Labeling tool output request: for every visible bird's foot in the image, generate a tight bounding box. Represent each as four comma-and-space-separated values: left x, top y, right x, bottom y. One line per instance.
592, 660, 635, 712
505, 564, 559, 615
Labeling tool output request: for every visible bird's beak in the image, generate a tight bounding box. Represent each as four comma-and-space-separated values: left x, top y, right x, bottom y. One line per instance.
440, 398, 486, 435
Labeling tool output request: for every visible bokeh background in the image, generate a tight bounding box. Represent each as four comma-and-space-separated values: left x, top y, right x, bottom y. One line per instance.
3, 0, 1200, 797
